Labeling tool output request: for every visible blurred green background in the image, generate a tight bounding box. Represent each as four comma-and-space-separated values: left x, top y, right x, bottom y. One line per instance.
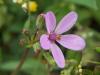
0, 0, 100, 75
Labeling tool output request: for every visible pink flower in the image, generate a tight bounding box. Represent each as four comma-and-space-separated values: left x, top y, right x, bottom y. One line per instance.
40, 11, 85, 68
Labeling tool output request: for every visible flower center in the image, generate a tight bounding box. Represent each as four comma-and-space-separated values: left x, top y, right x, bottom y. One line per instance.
48, 33, 61, 42
49, 33, 56, 41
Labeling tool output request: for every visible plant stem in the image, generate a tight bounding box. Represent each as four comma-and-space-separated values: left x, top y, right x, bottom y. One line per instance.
11, 48, 29, 75
87, 60, 100, 65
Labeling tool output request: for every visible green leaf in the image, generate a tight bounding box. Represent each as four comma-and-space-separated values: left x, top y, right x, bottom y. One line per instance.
67, 0, 98, 10
23, 18, 31, 30
67, 50, 82, 62
33, 42, 40, 52
36, 14, 45, 29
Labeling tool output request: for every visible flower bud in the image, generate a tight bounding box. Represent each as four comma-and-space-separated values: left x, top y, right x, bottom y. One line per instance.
36, 14, 45, 29
22, 28, 29, 35
22, 1, 38, 12
13, 0, 23, 4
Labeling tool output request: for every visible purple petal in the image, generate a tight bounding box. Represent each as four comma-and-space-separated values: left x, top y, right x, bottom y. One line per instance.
45, 11, 56, 33
55, 11, 78, 34
40, 34, 51, 50
50, 43, 65, 68
57, 34, 86, 51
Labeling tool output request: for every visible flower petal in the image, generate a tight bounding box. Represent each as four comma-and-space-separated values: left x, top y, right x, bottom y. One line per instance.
40, 34, 51, 50
55, 11, 78, 34
57, 34, 86, 51
45, 11, 56, 33
50, 43, 65, 68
